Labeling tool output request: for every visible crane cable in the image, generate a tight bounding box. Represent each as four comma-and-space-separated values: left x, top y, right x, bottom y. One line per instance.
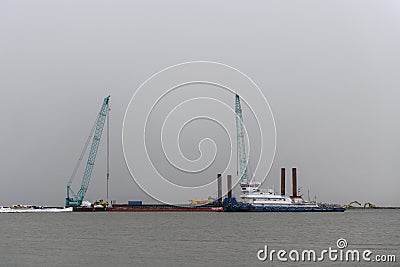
67, 116, 98, 185
106, 105, 110, 202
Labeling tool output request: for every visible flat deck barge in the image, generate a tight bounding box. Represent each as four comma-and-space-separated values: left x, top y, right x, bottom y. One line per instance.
72, 203, 223, 212
71, 198, 345, 212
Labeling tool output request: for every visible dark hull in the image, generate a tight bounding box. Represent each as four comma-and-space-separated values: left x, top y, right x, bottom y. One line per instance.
222, 198, 345, 212
71, 198, 345, 212
72, 204, 223, 212
107, 207, 218, 212
223, 206, 345, 212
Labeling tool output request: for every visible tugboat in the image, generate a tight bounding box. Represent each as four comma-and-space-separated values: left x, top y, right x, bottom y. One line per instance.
223, 168, 345, 212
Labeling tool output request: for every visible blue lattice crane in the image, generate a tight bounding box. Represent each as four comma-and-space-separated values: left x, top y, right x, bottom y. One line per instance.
235, 94, 249, 185
65, 95, 110, 207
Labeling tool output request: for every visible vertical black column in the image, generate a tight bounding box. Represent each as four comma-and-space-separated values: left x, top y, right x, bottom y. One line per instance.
281, 168, 286, 196
292, 168, 297, 197
217, 173, 222, 204
227, 174, 232, 198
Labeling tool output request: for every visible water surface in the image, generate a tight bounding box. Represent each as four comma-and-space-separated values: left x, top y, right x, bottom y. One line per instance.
0, 210, 398, 266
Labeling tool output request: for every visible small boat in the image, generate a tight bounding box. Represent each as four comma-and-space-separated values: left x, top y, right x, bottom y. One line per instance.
0, 206, 73, 213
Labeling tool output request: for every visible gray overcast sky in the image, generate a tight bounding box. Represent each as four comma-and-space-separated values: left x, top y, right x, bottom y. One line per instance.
0, 1, 399, 206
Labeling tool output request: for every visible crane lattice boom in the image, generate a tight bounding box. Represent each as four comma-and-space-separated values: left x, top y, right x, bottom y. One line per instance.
65, 95, 110, 207
235, 94, 249, 185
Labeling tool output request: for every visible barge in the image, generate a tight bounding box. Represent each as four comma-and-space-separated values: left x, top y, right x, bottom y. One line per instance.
71, 168, 345, 213
72, 203, 223, 212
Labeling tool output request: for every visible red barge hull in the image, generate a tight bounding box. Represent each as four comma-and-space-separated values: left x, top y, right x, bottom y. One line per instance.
72, 204, 223, 212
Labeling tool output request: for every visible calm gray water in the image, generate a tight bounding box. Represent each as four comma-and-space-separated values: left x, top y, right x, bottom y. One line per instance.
0, 210, 398, 267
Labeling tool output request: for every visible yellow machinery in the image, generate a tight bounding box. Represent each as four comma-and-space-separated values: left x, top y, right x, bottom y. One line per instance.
363, 202, 376, 208
10, 205, 31, 210
344, 201, 361, 209
93, 199, 109, 207
189, 197, 216, 205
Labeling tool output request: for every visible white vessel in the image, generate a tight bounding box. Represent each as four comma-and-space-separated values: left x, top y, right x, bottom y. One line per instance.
223, 168, 344, 212
240, 181, 318, 208
0, 206, 73, 213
